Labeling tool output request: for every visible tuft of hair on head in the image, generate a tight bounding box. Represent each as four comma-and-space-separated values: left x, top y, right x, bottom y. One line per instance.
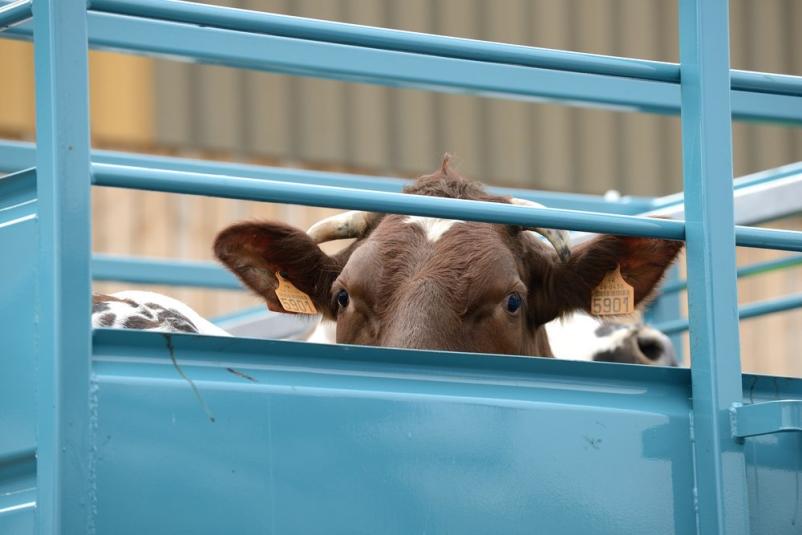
440, 152, 454, 175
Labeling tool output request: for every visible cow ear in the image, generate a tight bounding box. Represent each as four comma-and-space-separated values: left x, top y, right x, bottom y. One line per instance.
528, 235, 683, 324
214, 221, 344, 319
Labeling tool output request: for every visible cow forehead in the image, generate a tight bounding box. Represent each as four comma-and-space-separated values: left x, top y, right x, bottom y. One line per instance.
403, 216, 465, 242
339, 216, 522, 297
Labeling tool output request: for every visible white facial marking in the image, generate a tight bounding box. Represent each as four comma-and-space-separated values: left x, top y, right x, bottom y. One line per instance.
545, 312, 634, 361
307, 319, 337, 344
403, 216, 464, 242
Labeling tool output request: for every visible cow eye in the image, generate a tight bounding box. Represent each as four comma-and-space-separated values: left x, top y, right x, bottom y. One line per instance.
336, 289, 350, 309
506, 293, 522, 314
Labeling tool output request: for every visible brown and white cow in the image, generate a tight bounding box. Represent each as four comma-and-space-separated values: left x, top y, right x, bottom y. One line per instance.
214, 157, 683, 359
90, 291, 677, 365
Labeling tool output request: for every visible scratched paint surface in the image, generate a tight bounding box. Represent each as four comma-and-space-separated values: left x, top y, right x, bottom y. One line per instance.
89, 331, 802, 534
92, 331, 698, 534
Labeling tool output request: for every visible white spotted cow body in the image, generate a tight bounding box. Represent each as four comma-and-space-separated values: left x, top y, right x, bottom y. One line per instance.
92, 291, 230, 337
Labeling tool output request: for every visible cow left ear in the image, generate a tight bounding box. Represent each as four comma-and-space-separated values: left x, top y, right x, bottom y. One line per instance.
214, 221, 346, 318
528, 235, 683, 324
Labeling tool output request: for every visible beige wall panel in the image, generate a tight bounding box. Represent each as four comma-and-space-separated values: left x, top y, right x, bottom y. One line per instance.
388, 0, 437, 175
193, 64, 245, 153
292, 0, 348, 165
483, 0, 531, 186
529, 1, 573, 193
153, 61, 194, 148
618, 0, 663, 196
433, 0, 483, 178
741, 0, 793, 174
92, 187, 137, 297
792, 0, 802, 207
342, 0, 390, 171
242, 0, 293, 159
728, 0, 751, 177
89, 51, 154, 146
572, 1, 619, 195
0, 40, 34, 137
190, 0, 245, 153
653, 1, 682, 194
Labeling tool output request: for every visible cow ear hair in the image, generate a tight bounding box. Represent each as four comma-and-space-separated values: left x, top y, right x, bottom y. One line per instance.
525, 235, 683, 324
214, 221, 347, 319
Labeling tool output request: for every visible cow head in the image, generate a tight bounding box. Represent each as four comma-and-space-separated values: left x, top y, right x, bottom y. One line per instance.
214, 157, 682, 357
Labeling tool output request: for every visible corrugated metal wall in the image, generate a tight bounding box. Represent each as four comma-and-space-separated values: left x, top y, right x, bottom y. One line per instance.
145, 0, 802, 195
1, 0, 801, 375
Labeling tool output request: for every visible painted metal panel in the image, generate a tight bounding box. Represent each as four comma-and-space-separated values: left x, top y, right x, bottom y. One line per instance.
0, 170, 36, 457
92, 330, 698, 535
0, 169, 37, 533
89, 330, 802, 535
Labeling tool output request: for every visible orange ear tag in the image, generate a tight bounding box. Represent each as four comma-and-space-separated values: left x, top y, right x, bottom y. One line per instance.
274, 272, 318, 314
590, 265, 635, 316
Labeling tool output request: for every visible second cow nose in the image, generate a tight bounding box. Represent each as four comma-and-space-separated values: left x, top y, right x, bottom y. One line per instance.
636, 328, 676, 366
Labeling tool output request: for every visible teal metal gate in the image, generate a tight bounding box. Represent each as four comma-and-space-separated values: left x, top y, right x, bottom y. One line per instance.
1, 1, 802, 533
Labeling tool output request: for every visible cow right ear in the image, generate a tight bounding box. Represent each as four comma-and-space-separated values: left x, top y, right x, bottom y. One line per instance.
214, 221, 344, 318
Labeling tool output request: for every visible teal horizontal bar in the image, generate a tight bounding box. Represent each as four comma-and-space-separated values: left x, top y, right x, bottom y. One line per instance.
2, 3, 799, 123
93, 254, 240, 290
661, 254, 802, 295
732, 400, 802, 439
88, 0, 678, 83
0, 0, 30, 30
92, 163, 802, 250
0, 139, 651, 214
655, 293, 802, 335
91, 163, 686, 239
734, 226, 802, 252
649, 161, 802, 210
88, 0, 802, 98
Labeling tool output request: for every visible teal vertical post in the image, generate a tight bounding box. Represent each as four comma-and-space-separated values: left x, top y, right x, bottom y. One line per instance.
679, 1, 749, 533
33, 0, 93, 533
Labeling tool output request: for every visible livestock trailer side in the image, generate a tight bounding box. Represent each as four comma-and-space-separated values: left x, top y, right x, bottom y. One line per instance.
1, 1, 802, 534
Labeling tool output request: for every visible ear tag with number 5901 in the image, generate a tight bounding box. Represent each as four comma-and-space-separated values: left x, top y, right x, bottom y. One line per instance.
275, 272, 318, 314
590, 265, 634, 316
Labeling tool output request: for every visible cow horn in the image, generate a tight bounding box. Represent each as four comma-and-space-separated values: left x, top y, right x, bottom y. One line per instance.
307, 210, 372, 244
509, 198, 571, 262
